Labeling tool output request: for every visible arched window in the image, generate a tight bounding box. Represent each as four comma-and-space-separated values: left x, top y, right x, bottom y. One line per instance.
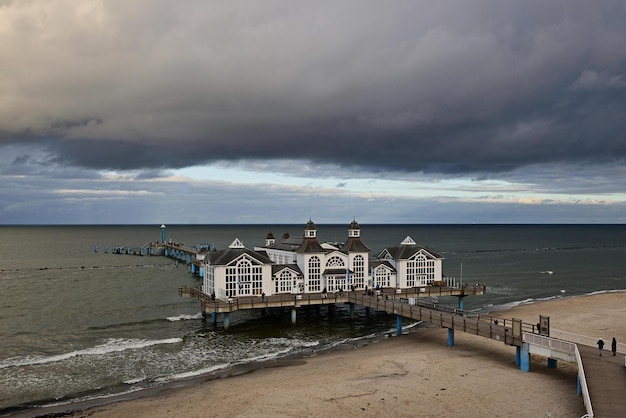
407, 253, 434, 287
373, 266, 391, 288
225, 257, 263, 296
278, 270, 292, 293
325, 256, 344, 267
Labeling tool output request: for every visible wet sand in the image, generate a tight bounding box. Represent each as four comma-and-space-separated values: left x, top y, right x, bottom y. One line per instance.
26, 292, 626, 417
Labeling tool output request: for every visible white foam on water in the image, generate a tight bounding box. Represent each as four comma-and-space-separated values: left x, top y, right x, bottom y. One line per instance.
0, 337, 182, 369
157, 363, 232, 381
166, 312, 204, 322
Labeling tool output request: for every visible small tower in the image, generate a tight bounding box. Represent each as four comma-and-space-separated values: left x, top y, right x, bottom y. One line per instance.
265, 231, 276, 246
160, 224, 166, 243
348, 219, 360, 238
304, 219, 317, 238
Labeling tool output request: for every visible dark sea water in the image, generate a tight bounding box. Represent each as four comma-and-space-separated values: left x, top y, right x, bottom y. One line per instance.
1, 224, 625, 413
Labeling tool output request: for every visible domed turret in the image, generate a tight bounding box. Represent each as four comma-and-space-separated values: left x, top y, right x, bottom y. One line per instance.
304, 219, 317, 238
265, 231, 275, 246
348, 219, 360, 238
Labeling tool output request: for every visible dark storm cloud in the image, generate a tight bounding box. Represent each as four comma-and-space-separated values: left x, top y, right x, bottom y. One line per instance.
1, 1, 625, 175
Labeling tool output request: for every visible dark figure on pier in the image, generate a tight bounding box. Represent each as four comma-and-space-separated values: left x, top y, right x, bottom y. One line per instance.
537, 323, 541, 335
261, 292, 265, 301
612, 337, 617, 356
597, 338, 604, 356
364, 285, 368, 295
211, 292, 215, 301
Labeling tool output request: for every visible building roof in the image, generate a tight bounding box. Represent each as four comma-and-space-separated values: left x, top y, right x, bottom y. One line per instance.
340, 237, 370, 252
296, 237, 326, 253
324, 268, 352, 275
272, 264, 303, 276
264, 235, 304, 252
370, 260, 396, 271
206, 246, 273, 266
377, 236, 443, 260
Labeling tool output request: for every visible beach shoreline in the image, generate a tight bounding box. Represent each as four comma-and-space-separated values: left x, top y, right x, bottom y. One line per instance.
12, 291, 626, 418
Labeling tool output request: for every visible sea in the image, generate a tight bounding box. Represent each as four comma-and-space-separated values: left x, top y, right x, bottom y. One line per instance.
1, 224, 625, 414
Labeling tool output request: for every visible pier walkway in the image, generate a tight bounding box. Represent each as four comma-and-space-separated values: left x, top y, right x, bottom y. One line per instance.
180, 286, 626, 416
575, 344, 626, 417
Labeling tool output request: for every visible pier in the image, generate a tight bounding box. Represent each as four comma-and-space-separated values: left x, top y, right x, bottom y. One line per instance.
179, 285, 621, 416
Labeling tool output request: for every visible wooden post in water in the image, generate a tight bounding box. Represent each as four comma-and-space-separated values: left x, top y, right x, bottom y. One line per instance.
291, 308, 297, 326
223, 313, 230, 331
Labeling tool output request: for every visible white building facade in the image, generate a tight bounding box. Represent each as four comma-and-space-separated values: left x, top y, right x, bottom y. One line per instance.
202, 221, 445, 300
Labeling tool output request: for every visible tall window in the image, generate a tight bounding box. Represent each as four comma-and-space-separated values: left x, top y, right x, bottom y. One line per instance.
204, 265, 215, 294
374, 267, 391, 288
353, 255, 364, 288
225, 257, 263, 296
308, 256, 321, 291
407, 253, 434, 287
277, 270, 292, 293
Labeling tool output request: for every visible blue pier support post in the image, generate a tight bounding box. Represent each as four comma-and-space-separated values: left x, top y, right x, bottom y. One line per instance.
520, 343, 530, 372
457, 296, 464, 311
448, 328, 455, 346
396, 315, 403, 336
291, 308, 297, 326
516, 346, 521, 366
223, 313, 230, 331
349, 303, 355, 320
160, 224, 166, 243
547, 358, 557, 369
211, 312, 217, 325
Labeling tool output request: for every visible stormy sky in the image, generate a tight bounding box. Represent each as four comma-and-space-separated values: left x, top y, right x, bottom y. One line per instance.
1, 1, 625, 224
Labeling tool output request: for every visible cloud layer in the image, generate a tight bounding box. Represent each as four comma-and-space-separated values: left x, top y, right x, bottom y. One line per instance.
2, 0, 624, 174
1, 1, 625, 224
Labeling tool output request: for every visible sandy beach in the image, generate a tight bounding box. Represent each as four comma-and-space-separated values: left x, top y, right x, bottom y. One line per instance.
34, 292, 626, 418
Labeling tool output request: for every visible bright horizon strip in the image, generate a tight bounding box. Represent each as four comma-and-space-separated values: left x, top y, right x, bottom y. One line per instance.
173, 164, 621, 205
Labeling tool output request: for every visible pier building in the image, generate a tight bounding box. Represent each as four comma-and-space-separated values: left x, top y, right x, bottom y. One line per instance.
200, 219, 447, 301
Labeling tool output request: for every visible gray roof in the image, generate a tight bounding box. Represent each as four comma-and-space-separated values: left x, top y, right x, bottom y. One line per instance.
378, 242, 443, 260
206, 247, 273, 266
295, 237, 326, 253
340, 237, 370, 252
264, 235, 305, 251
272, 264, 303, 276
370, 260, 396, 271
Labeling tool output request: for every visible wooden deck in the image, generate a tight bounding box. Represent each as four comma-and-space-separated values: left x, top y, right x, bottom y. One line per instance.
179, 285, 486, 314
577, 344, 626, 417
180, 286, 626, 416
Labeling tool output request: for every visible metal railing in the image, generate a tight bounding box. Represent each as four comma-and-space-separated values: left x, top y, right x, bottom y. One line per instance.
574, 344, 594, 417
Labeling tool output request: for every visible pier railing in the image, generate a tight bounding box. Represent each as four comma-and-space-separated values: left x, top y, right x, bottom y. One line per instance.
574, 344, 594, 417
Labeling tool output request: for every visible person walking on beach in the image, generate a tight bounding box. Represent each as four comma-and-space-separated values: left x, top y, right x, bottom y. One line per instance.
597, 338, 604, 356
612, 337, 617, 356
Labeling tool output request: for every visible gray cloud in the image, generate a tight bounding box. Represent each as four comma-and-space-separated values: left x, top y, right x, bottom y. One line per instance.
1, 1, 625, 176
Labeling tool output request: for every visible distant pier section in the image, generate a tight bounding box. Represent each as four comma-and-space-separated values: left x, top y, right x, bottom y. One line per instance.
93, 224, 211, 276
